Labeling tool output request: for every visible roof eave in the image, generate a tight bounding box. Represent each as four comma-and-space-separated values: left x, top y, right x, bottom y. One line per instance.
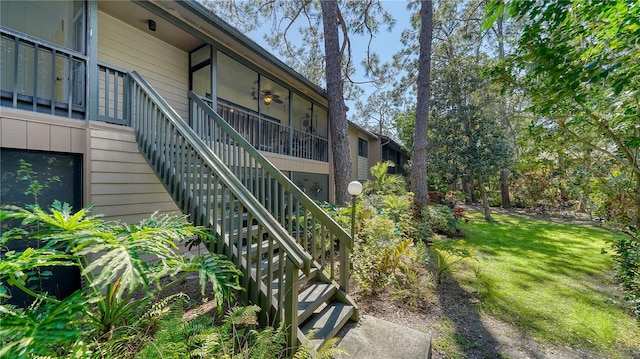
177, 0, 328, 101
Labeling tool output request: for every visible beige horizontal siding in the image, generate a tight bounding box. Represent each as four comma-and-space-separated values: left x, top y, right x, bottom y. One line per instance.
97, 11, 189, 120
0, 109, 85, 153
88, 122, 180, 223
265, 152, 330, 174
90, 182, 169, 195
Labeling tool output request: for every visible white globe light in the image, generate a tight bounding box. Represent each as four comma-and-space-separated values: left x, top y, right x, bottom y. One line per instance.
347, 181, 363, 196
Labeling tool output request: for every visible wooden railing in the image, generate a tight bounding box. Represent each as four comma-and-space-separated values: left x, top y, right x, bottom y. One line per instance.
190, 93, 352, 288
97, 63, 129, 125
0, 26, 86, 118
128, 71, 314, 350
214, 100, 329, 162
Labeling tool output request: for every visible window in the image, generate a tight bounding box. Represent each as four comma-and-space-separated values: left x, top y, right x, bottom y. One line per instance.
0, 1, 86, 117
0, 1, 85, 52
0, 149, 82, 210
358, 138, 368, 158
216, 51, 259, 112
1, 149, 83, 307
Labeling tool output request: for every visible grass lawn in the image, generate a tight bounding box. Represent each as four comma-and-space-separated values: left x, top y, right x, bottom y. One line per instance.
455, 212, 640, 356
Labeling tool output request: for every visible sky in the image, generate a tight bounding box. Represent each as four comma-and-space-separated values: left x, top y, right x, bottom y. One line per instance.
245, 1, 416, 120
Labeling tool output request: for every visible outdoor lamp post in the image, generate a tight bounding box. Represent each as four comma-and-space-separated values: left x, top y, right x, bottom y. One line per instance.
347, 181, 363, 240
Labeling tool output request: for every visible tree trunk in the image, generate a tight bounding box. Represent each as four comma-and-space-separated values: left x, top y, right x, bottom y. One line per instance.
500, 170, 510, 207
463, 176, 473, 204
411, 0, 434, 206
480, 183, 493, 222
496, 14, 511, 208
321, 0, 352, 205
635, 171, 640, 231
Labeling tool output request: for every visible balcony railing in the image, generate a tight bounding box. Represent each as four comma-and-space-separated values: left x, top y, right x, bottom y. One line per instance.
0, 27, 86, 118
213, 99, 329, 162
97, 63, 129, 125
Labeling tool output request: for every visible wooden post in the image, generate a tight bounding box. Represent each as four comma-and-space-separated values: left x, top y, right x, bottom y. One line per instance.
284, 258, 299, 355
340, 235, 350, 290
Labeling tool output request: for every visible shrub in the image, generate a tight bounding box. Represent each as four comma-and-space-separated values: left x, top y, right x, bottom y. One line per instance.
136, 304, 286, 359
0, 202, 241, 357
430, 239, 473, 284
445, 191, 467, 206
390, 241, 433, 309
364, 161, 406, 196
427, 191, 446, 205
351, 214, 413, 295
607, 231, 640, 321
453, 206, 466, 219
423, 205, 463, 238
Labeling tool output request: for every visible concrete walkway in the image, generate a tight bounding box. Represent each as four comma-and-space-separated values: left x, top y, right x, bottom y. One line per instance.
335, 315, 431, 359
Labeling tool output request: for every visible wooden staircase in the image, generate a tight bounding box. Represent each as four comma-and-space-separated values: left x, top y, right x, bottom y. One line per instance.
127, 72, 357, 355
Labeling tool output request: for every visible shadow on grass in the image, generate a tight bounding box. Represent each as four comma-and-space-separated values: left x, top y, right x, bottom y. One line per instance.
434, 274, 504, 358
456, 214, 640, 355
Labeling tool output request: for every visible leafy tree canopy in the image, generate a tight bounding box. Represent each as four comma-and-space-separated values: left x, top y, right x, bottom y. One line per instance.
487, 0, 639, 176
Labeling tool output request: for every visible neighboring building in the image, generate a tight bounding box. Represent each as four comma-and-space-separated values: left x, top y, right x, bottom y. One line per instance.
378, 133, 409, 176
347, 123, 410, 182
0, 0, 358, 351
348, 121, 380, 182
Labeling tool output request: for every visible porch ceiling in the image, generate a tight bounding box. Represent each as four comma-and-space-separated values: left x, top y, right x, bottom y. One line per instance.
99, 0, 203, 52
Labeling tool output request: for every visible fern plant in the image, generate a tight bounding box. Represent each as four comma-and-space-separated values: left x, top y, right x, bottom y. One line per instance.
136, 304, 287, 359
0, 202, 242, 357
293, 330, 347, 359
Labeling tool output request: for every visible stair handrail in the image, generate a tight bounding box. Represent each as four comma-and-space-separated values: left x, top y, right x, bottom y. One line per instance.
189, 93, 352, 249
128, 71, 310, 272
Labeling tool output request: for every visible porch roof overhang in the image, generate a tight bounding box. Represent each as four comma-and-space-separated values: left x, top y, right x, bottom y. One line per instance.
348, 121, 379, 141
377, 134, 409, 155
99, 0, 328, 106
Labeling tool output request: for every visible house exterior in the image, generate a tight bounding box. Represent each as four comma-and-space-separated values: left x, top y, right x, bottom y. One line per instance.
1, 0, 361, 352
347, 124, 410, 182
0, 0, 345, 219
348, 121, 380, 182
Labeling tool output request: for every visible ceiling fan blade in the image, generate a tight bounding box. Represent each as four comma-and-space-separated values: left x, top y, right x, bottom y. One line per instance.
274, 97, 283, 104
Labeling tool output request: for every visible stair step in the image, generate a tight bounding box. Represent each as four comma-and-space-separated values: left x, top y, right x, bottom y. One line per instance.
226, 224, 259, 239
299, 302, 354, 350
297, 282, 336, 324
250, 252, 282, 278
242, 238, 279, 260
271, 267, 319, 294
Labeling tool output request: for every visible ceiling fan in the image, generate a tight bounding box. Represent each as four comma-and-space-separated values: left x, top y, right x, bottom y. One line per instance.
253, 89, 283, 105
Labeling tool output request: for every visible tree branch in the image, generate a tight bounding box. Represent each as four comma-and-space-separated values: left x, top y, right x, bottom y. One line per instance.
583, 105, 640, 175
280, 0, 314, 63
558, 120, 640, 176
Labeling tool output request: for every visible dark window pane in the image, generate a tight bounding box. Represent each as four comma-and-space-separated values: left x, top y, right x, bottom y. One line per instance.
358, 138, 368, 158
0, 149, 82, 210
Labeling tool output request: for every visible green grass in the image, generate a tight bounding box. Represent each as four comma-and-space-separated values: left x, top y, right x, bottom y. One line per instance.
456, 212, 640, 356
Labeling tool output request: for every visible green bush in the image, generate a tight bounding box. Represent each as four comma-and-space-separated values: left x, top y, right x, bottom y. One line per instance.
137, 305, 286, 359
430, 239, 473, 284
608, 231, 640, 320
364, 161, 406, 196
351, 214, 413, 295
423, 205, 463, 238
0, 202, 241, 358
390, 241, 433, 309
